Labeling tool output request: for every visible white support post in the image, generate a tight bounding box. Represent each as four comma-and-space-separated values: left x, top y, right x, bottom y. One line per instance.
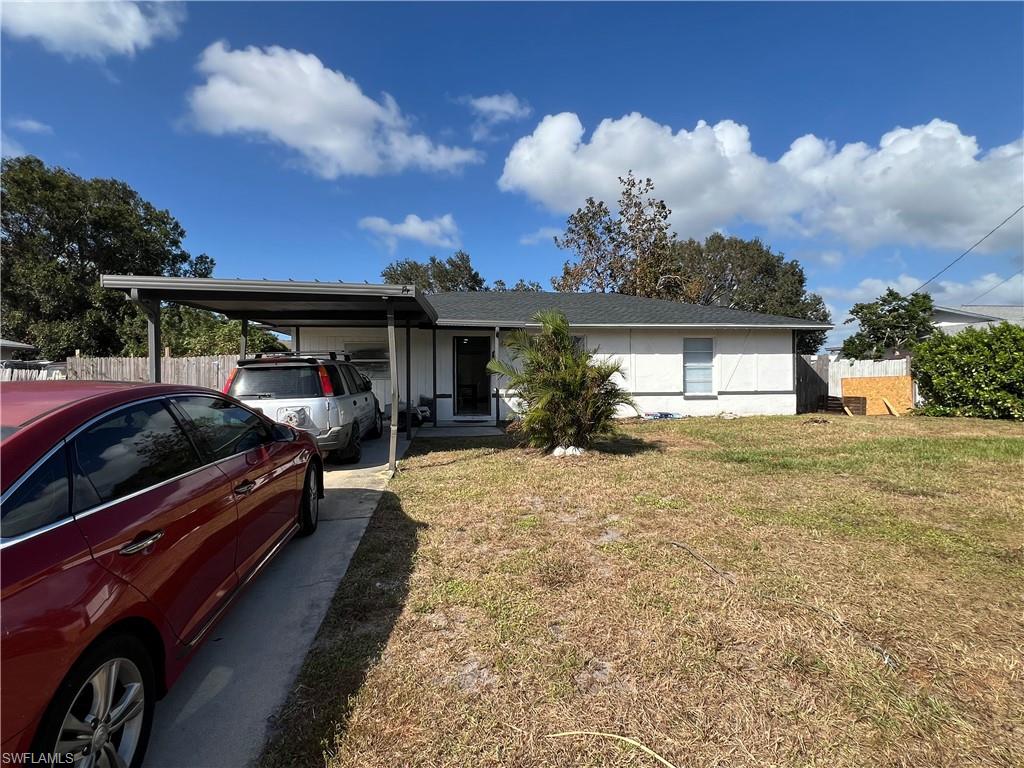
387, 305, 399, 472
405, 318, 412, 440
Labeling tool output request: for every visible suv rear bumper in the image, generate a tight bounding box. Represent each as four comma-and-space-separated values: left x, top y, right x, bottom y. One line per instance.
304, 423, 352, 452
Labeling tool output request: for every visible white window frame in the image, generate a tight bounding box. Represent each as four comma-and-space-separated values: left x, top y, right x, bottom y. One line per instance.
682, 336, 716, 397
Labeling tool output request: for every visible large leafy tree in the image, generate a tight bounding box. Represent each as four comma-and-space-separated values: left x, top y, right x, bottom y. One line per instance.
381, 250, 542, 292
665, 235, 831, 354
553, 172, 674, 296
381, 250, 485, 292
120, 307, 285, 357
552, 175, 831, 353
1, 156, 218, 359
487, 311, 636, 450
840, 289, 935, 359
492, 278, 543, 292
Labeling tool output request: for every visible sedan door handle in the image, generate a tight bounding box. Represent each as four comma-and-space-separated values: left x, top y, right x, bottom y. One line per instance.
234, 480, 256, 496
119, 530, 164, 556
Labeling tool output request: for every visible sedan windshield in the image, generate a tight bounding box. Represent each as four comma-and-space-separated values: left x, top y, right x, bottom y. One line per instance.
230, 366, 322, 400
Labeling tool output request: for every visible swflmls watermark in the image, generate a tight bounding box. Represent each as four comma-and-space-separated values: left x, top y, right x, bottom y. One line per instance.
1, 755, 74, 765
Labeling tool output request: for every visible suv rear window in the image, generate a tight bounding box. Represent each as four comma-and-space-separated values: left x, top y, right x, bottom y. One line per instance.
339, 364, 363, 393
229, 366, 323, 400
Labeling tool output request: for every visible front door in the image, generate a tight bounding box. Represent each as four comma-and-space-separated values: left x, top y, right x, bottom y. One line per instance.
454, 336, 491, 416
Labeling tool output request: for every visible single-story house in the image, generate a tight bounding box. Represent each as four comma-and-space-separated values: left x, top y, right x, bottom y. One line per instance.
99, 276, 832, 467
298, 291, 831, 422
931, 304, 1024, 334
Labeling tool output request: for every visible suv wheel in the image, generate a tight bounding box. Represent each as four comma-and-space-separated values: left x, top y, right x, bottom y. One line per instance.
33, 634, 155, 768
369, 409, 383, 439
340, 424, 362, 464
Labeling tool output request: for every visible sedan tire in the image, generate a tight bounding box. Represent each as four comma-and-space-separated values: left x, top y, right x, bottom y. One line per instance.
32, 633, 155, 768
298, 462, 320, 537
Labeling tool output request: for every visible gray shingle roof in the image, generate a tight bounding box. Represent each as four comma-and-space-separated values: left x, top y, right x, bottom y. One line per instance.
959, 305, 1024, 324
425, 291, 832, 329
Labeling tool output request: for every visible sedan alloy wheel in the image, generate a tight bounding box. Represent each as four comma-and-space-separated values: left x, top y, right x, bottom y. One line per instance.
55, 658, 145, 768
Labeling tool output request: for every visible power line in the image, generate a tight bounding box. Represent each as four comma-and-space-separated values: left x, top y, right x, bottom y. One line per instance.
965, 269, 1023, 304
911, 204, 1024, 294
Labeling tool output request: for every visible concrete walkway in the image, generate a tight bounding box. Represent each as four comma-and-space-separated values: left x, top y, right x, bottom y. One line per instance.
145, 434, 408, 768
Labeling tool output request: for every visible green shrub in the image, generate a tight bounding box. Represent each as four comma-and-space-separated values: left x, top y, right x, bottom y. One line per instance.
913, 323, 1024, 420
487, 310, 637, 449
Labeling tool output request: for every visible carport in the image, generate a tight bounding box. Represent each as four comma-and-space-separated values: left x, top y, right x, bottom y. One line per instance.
100, 275, 436, 471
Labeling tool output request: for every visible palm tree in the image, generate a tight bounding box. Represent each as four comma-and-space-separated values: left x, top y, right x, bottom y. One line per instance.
488, 310, 636, 450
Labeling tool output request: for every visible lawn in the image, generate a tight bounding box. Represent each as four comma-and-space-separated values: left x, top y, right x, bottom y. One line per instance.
262, 416, 1023, 768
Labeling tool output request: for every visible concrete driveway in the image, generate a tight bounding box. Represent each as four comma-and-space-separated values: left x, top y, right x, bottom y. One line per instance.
145, 434, 408, 768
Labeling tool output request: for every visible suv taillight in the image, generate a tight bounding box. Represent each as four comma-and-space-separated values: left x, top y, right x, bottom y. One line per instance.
223, 367, 238, 394
318, 366, 334, 396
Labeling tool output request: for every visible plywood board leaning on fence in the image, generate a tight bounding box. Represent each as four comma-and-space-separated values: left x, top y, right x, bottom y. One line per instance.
841, 375, 914, 416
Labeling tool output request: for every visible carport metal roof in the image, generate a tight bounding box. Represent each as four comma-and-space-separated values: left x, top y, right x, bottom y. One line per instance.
100, 275, 436, 327
100, 274, 432, 472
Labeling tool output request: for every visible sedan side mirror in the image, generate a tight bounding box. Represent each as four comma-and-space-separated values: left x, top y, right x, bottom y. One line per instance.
271, 423, 297, 442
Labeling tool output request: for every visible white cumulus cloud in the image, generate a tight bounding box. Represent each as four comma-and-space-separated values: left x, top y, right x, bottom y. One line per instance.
10, 118, 53, 135
820, 272, 1024, 310
499, 113, 1024, 252
188, 42, 482, 178
2, 1, 184, 60
358, 213, 460, 253
464, 92, 532, 141
519, 226, 561, 246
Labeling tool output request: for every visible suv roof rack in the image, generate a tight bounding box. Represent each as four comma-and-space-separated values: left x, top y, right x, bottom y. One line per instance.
236, 350, 350, 367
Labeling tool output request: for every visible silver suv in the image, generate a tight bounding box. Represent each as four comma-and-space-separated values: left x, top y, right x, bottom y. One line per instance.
224, 354, 383, 463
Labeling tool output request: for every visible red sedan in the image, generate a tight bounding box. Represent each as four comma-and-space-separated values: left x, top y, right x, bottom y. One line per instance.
0, 382, 323, 767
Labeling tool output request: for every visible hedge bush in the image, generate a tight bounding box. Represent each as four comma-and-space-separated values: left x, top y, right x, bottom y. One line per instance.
912, 322, 1024, 420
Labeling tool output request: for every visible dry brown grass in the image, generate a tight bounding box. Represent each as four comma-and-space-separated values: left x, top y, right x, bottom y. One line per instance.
261, 416, 1024, 768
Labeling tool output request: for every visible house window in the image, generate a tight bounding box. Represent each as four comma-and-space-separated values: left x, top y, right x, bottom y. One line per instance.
683, 338, 714, 394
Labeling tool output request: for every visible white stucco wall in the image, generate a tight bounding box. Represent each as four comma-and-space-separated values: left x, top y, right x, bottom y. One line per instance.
297, 325, 796, 421
583, 328, 795, 416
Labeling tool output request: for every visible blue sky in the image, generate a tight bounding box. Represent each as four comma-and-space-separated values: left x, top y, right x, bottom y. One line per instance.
3, 1, 1022, 345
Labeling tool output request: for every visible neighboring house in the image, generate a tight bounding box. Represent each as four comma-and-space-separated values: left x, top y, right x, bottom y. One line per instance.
0, 338, 36, 361
298, 291, 831, 421
931, 304, 1024, 335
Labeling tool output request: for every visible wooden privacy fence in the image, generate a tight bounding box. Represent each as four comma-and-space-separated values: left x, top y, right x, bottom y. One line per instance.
797, 355, 913, 414
66, 354, 238, 390
796, 355, 830, 414
0, 368, 67, 382
827, 357, 910, 396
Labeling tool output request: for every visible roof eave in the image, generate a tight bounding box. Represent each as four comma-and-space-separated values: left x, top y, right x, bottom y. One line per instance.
100, 274, 439, 323
436, 320, 833, 330
101, 274, 417, 298
932, 305, 1002, 322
